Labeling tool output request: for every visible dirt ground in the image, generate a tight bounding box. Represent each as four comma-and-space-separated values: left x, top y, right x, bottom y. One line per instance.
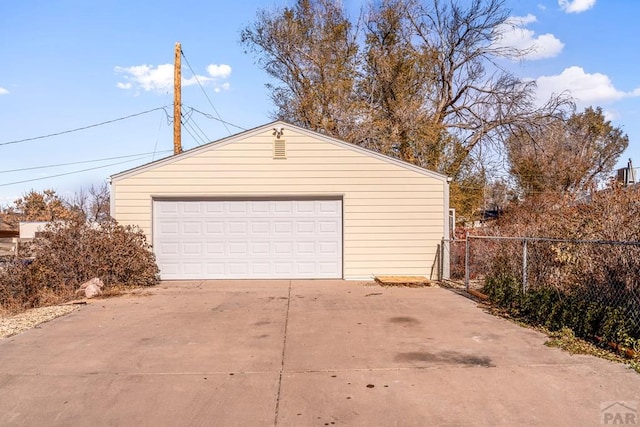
1, 280, 639, 426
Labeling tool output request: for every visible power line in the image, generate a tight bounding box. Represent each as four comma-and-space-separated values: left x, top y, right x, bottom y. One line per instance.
180, 109, 207, 146
181, 109, 210, 144
0, 150, 172, 174
0, 156, 158, 187
186, 105, 246, 131
182, 121, 205, 146
180, 49, 232, 135
0, 107, 168, 146
189, 117, 211, 143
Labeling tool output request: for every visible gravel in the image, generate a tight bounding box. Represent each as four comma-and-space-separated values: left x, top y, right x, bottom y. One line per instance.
0, 304, 79, 339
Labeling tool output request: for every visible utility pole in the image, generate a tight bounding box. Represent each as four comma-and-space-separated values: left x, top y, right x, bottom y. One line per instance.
173, 42, 182, 155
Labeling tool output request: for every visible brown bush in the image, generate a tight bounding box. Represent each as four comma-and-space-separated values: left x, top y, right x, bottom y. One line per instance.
488, 185, 640, 291
0, 218, 159, 313
478, 185, 640, 342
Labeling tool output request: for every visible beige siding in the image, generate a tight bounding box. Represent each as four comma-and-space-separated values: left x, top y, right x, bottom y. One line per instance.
112, 125, 447, 279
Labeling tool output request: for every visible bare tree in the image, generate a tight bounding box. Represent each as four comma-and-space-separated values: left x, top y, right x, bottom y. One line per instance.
508, 107, 628, 198
401, 0, 571, 176
68, 183, 111, 223
242, 0, 572, 174
241, 0, 361, 141
241, 0, 574, 216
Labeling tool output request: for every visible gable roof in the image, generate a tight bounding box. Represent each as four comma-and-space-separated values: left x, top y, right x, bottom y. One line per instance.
111, 120, 449, 182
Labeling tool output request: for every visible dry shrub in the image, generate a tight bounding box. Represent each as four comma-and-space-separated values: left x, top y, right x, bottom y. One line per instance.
481, 184, 640, 344
491, 186, 640, 291
0, 218, 159, 312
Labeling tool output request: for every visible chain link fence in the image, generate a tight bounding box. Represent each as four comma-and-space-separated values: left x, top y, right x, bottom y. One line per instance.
445, 234, 640, 342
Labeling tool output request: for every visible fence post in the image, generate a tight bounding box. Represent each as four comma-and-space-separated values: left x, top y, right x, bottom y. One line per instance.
522, 238, 528, 293
441, 238, 450, 281
437, 239, 443, 281
464, 232, 470, 291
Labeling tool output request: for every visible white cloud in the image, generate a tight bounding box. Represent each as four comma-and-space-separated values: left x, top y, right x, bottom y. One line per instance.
0, 87, 9, 95
559, 0, 596, 13
206, 64, 231, 79
534, 66, 637, 107
494, 15, 564, 60
115, 63, 232, 93
214, 82, 231, 93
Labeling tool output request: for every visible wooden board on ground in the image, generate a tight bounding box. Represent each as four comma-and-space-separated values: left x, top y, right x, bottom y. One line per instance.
374, 276, 433, 287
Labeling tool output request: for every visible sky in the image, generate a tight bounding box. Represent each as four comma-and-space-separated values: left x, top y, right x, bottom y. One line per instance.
1, 0, 639, 206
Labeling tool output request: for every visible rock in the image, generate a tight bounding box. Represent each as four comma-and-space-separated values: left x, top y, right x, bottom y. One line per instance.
76, 278, 104, 299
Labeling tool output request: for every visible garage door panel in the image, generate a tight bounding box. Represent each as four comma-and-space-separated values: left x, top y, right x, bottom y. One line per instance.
161, 263, 179, 275
274, 221, 293, 234
250, 262, 270, 275
319, 221, 338, 233
274, 241, 293, 255
297, 241, 315, 254
153, 199, 342, 279
183, 263, 203, 275
182, 243, 202, 256
205, 221, 224, 235
319, 241, 338, 254
206, 242, 224, 256
228, 203, 248, 214
182, 222, 202, 234
206, 263, 225, 275
319, 201, 341, 215
251, 221, 270, 234
251, 242, 270, 256
182, 203, 203, 214
296, 201, 315, 213
297, 263, 316, 275
274, 202, 293, 214
205, 203, 224, 214
250, 202, 270, 215
159, 202, 178, 214
159, 242, 179, 256
275, 262, 294, 275
228, 262, 249, 275
228, 241, 248, 255
160, 222, 179, 234
228, 221, 248, 235
296, 222, 315, 234
319, 262, 340, 274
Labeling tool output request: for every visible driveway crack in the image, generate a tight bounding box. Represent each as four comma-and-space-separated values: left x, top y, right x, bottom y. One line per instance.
273, 280, 292, 426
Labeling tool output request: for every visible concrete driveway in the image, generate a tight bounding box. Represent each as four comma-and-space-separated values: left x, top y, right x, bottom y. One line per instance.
1, 280, 639, 426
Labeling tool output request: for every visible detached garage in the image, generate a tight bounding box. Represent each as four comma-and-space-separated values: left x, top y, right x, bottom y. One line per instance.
110, 121, 450, 280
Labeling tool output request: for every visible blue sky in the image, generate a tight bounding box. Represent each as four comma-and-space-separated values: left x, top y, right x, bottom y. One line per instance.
1, 0, 638, 205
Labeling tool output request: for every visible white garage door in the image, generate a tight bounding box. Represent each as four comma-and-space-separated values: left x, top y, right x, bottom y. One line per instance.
153, 199, 342, 279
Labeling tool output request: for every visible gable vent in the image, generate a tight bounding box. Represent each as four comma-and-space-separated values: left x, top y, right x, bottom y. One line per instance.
273, 139, 286, 159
